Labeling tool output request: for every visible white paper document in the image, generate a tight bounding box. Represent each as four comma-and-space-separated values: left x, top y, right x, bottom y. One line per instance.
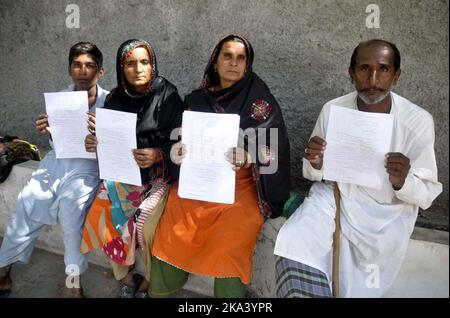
178, 111, 240, 204
96, 108, 142, 186
323, 105, 394, 190
44, 91, 95, 159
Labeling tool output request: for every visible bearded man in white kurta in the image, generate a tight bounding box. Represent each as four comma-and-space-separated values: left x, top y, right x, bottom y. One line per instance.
274, 39, 442, 298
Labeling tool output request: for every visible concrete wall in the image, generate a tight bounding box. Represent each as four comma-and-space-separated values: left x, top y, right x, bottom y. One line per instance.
0, 0, 448, 224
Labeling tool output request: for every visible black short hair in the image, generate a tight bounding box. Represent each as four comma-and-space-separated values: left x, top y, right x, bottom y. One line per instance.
350, 39, 401, 72
68, 42, 103, 68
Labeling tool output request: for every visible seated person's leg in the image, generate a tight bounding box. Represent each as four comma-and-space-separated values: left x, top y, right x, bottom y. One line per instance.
138, 189, 169, 293
150, 257, 189, 297
59, 195, 95, 297
109, 260, 131, 282
0, 197, 46, 295
0, 197, 46, 268
59, 196, 92, 276
214, 277, 246, 298
275, 256, 332, 298
108, 260, 139, 298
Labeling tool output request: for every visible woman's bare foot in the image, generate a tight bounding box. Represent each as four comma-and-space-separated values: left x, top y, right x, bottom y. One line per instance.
118, 272, 136, 298
133, 274, 150, 298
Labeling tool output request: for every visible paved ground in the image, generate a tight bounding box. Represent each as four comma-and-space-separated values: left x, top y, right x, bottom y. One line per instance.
0, 239, 205, 298
1, 230, 448, 298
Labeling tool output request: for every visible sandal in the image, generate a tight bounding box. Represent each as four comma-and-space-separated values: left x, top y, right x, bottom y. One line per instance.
134, 290, 150, 298
61, 286, 84, 298
118, 283, 136, 298
132, 274, 150, 298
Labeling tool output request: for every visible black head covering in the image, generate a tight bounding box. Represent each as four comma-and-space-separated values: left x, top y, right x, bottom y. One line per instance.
200, 35, 254, 93
185, 34, 290, 218
115, 39, 158, 97
105, 39, 184, 184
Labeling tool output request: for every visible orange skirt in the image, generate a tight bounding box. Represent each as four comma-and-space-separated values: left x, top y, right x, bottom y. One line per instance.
151, 168, 264, 285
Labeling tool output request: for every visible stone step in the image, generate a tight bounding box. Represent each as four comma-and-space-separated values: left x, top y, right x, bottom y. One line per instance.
1, 160, 448, 298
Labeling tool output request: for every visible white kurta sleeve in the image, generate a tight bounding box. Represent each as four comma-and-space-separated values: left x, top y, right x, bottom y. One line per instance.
393, 114, 442, 209
302, 104, 329, 182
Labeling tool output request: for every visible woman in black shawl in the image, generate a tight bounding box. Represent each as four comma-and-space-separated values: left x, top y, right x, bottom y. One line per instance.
81, 39, 184, 298
151, 35, 290, 298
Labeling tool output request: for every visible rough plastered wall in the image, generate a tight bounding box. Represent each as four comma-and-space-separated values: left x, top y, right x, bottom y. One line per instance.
0, 0, 448, 227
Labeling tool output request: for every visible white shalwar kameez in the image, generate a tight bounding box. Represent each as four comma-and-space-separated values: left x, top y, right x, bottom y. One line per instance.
0, 84, 109, 275
274, 91, 442, 297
